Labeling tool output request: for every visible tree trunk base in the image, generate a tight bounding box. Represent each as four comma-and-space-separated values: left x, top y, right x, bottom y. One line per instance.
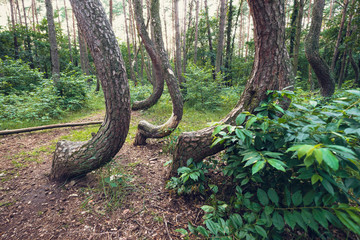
50, 140, 87, 181
134, 132, 147, 145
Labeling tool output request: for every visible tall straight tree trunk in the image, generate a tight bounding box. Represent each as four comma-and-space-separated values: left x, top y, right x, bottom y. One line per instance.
122, 0, 135, 83
64, 0, 73, 63
174, 0, 183, 83
293, 0, 305, 74
193, 0, 200, 63
171, 0, 293, 176
15, 0, 22, 25
78, 25, 90, 75
72, 9, 78, 66
289, 0, 300, 57
305, 0, 335, 97
51, 0, 131, 182
31, 0, 36, 31
45, 0, 60, 84
245, 5, 251, 58
181, 0, 191, 76
21, 0, 34, 68
215, 0, 227, 74
128, 0, 138, 85
224, 0, 234, 83
55, 0, 61, 27
204, 0, 215, 79
330, 0, 349, 72
133, 0, 183, 145
9, 0, 19, 59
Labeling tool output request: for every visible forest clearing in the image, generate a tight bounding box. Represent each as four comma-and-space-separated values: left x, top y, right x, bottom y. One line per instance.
1, 0, 360, 239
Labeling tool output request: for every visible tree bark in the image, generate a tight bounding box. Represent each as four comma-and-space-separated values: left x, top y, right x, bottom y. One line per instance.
174, 0, 183, 83
330, 0, 349, 73
64, 0, 73, 63
305, 0, 335, 97
131, 0, 164, 111
21, 0, 34, 68
122, 0, 136, 83
45, 0, 60, 84
204, 0, 216, 79
78, 25, 90, 75
171, 0, 294, 176
9, 0, 19, 59
133, 0, 183, 145
225, 0, 234, 83
50, 0, 131, 182
193, 0, 200, 63
293, 0, 305, 75
215, 0, 227, 74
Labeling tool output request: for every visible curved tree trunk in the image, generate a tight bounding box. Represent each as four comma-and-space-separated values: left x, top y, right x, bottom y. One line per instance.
171, 0, 293, 176
305, 0, 335, 97
133, 0, 183, 145
50, 0, 131, 182
131, 0, 164, 111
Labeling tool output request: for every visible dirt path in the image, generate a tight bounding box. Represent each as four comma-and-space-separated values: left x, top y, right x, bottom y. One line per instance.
0, 112, 202, 239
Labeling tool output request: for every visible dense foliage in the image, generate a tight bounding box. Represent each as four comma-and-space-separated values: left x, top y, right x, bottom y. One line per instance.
168, 90, 360, 239
0, 58, 91, 125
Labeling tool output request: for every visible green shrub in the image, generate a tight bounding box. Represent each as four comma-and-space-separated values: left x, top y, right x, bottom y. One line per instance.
0, 57, 43, 94
174, 89, 360, 239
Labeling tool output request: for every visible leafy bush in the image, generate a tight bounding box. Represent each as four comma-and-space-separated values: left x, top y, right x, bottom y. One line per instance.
0, 57, 43, 94
174, 90, 360, 239
182, 63, 223, 111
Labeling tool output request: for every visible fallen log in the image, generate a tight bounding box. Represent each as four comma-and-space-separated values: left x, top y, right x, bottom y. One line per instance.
0, 121, 102, 136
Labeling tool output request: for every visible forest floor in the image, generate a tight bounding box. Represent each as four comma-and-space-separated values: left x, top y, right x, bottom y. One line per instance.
0, 111, 204, 240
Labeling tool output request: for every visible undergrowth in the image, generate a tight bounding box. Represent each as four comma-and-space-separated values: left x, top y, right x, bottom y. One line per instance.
168, 89, 360, 239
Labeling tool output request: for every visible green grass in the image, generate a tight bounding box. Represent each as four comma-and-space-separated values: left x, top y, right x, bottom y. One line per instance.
0, 91, 105, 130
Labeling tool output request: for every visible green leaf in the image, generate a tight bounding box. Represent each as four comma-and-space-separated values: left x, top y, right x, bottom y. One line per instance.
268, 159, 286, 172
272, 211, 285, 230
245, 116, 257, 129
235, 128, 246, 142
311, 174, 323, 185
254, 225, 267, 238
265, 206, 274, 215
236, 113, 247, 125
268, 188, 279, 206
292, 191, 302, 207
322, 179, 335, 196
297, 145, 313, 159
196, 226, 209, 237
211, 137, 225, 148
213, 125, 226, 136
303, 190, 315, 206
252, 160, 265, 175
312, 209, 328, 229
284, 187, 291, 207
201, 205, 215, 213
320, 148, 339, 171
230, 214, 243, 228
293, 211, 307, 231
334, 210, 360, 235
257, 189, 269, 206
284, 211, 296, 230
175, 228, 188, 235
205, 219, 219, 235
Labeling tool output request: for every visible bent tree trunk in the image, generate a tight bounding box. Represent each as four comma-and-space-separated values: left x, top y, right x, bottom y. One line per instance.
131, 0, 164, 111
50, 0, 131, 181
170, 0, 293, 176
305, 0, 335, 97
133, 0, 183, 145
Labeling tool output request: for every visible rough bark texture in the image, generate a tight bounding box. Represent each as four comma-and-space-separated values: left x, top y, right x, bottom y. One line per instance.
131, 0, 164, 111
133, 0, 183, 145
45, 0, 60, 84
215, 0, 226, 74
293, 0, 304, 74
305, 0, 335, 97
171, 0, 293, 176
50, 0, 131, 182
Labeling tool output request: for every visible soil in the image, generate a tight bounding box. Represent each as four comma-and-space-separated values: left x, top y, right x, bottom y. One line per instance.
0, 112, 204, 240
